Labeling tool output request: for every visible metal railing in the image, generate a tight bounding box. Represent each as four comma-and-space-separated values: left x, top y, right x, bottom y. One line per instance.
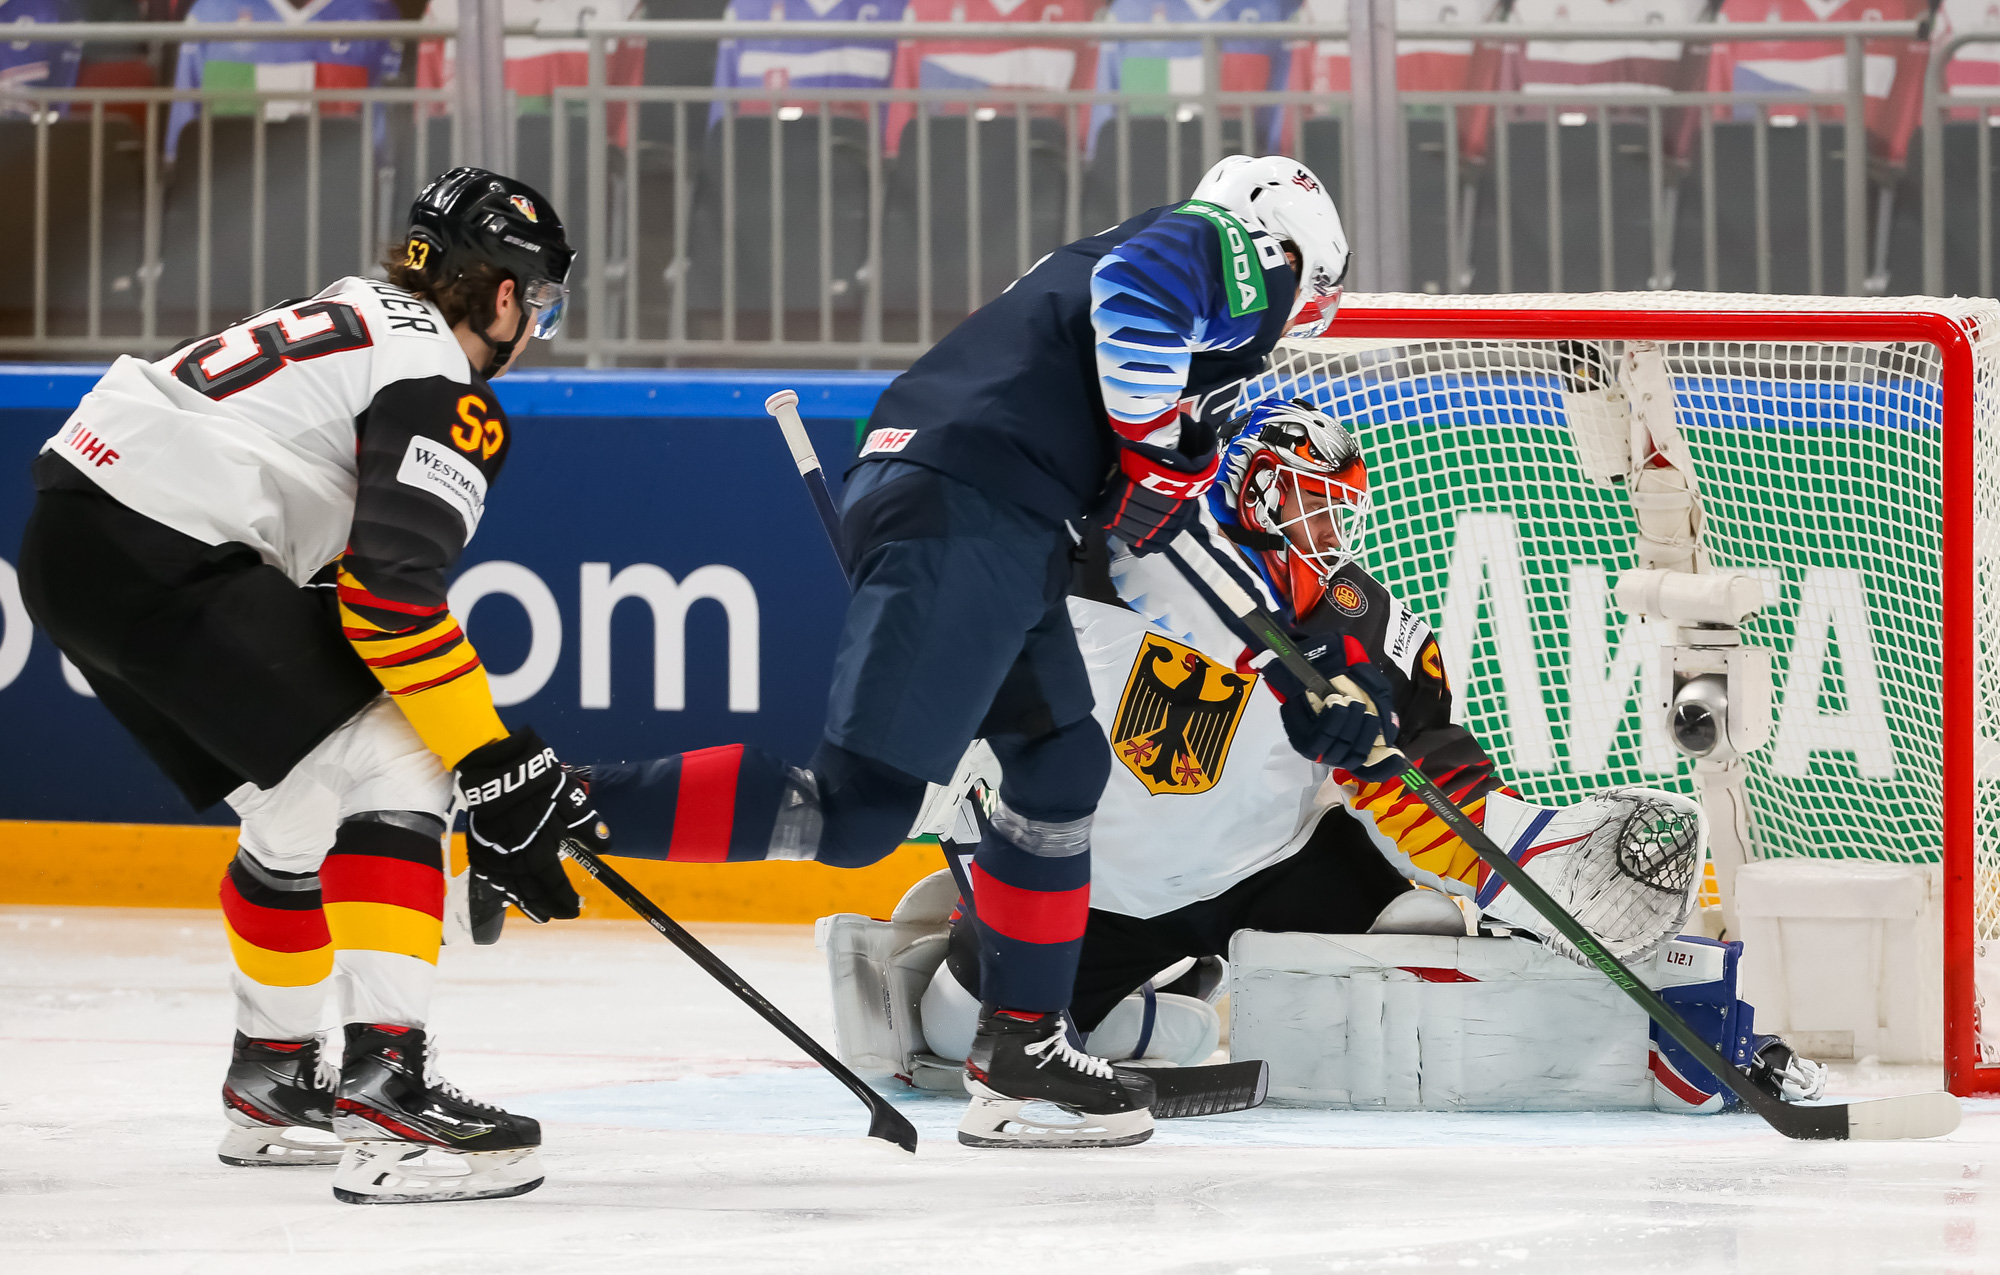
0, 17, 1970, 365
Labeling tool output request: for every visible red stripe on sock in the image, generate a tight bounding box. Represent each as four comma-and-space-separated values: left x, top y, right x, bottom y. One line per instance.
667, 745, 743, 863
969, 863, 1090, 945
219, 875, 330, 953
319, 855, 445, 920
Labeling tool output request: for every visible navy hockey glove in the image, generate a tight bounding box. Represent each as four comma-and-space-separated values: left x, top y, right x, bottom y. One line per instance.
1276, 634, 1402, 779
1095, 416, 1222, 555
456, 726, 604, 924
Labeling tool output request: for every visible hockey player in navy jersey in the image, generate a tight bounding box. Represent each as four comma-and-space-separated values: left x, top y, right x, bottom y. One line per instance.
582, 154, 1380, 1147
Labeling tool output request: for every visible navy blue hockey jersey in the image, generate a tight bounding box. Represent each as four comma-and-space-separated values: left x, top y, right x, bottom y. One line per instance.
859, 203, 1297, 523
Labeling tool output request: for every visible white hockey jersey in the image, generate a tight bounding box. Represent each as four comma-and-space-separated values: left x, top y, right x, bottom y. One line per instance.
45, 276, 477, 588
42, 276, 516, 768
1075, 590, 1339, 919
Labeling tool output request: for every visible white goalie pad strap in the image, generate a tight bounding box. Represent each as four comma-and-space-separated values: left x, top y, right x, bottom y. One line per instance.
814, 909, 949, 1080
1475, 787, 1706, 967
1227, 931, 1733, 1112
1084, 992, 1221, 1068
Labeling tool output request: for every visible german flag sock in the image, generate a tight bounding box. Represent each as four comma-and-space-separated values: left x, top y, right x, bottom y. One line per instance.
220, 851, 333, 1040
319, 815, 446, 1027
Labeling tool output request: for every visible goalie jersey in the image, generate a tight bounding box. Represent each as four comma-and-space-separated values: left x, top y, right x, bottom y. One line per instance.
1079, 528, 1507, 918
39, 277, 512, 769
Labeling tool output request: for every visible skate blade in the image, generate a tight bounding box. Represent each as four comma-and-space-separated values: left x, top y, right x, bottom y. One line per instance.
217, 1121, 343, 1167
956, 1080, 1154, 1149
331, 1141, 545, 1204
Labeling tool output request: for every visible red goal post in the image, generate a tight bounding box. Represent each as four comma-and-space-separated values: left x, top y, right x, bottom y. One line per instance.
1258, 292, 2000, 1096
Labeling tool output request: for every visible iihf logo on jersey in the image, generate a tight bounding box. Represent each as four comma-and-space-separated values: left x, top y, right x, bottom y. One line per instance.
508, 194, 539, 222
1111, 633, 1255, 796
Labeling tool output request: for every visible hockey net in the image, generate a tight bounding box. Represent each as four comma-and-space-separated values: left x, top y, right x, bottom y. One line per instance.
1254, 292, 2000, 1096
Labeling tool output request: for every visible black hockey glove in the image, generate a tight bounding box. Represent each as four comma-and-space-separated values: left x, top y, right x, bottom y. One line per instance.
1094, 416, 1222, 555
456, 726, 606, 924
1274, 634, 1403, 780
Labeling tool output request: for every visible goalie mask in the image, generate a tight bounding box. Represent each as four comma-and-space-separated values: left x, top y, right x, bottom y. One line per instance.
1221, 397, 1372, 601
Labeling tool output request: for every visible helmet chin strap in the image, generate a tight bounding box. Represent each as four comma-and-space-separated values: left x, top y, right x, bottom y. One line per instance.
471, 306, 532, 380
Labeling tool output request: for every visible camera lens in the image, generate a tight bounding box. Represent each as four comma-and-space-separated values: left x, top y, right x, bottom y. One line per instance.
1672, 700, 1718, 756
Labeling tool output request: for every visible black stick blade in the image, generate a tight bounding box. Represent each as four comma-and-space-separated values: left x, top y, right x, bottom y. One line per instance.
1143, 1060, 1271, 1119
868, 1103, 920, 1153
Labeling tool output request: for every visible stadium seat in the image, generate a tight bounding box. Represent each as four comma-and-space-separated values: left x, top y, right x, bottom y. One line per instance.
880, 114, 1072, 326
1080, 116, 1250, 232
159, 116, 369, 331
0, 117, 145, 336
1466, 119, 1661, 293
683, 114, 871, 331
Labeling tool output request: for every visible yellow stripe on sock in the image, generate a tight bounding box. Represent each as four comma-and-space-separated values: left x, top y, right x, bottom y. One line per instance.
224, 929, 335, 988
323, 901, 442, 964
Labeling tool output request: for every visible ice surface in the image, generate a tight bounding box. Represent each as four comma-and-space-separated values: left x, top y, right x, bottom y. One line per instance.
3, 905, 1996, 1274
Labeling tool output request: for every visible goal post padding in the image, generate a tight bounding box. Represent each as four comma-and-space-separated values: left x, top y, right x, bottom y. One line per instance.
1255, 293, 2000, 1095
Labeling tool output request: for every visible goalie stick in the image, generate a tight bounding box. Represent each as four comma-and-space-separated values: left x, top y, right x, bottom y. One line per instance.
1163, 528, 1962, 1142
560, 842, 919, 1154
763, 389, 1269, 1118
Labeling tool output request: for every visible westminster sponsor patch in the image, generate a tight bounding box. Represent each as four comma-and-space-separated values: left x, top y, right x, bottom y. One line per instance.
1110, 632, 1256, 796
397, 434, 488, 535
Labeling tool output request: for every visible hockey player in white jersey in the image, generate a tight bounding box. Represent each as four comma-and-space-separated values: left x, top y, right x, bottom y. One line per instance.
15, 168, 609, 1203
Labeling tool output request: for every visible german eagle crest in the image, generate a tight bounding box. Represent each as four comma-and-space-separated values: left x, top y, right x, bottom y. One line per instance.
1111, 633, 1255, 795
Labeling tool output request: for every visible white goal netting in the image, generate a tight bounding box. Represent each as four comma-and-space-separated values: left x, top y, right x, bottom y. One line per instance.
1254, 291, 2000, 1081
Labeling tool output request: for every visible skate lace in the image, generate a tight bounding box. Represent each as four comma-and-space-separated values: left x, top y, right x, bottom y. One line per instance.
1023, 1027, 1115, 1081
312, 1036, 341, 1094
421, 1034, 504, 1113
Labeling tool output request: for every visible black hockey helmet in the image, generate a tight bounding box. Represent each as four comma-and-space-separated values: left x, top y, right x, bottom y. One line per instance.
401, 167, 573, 371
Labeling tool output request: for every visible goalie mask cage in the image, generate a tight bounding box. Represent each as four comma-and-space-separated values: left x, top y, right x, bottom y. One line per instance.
1255, 292, 2000, 1097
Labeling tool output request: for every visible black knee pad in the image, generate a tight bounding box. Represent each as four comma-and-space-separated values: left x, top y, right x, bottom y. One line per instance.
809, 741, 928, 869
990, 715, 1112, 824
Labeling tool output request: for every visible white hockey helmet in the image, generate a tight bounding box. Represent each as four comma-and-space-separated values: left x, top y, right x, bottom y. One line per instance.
1191, 155, 1349, 340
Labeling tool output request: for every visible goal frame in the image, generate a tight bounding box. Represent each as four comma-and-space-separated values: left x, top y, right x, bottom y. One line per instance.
1320, 300, 1993, 1098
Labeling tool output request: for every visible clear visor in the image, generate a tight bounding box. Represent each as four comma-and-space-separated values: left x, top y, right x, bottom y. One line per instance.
1269, 464, 1371, 580
523, 277, 569, 339
1285, 285, 1343, 340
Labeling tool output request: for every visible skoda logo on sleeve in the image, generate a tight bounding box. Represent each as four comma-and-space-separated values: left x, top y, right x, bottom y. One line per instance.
1331, 579, 1368, 618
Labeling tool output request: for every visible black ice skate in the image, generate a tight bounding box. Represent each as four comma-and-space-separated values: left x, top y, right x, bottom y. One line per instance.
960, 1008, 1156, 1148
217, 1032, 343, 1167
329, 1022, 544, 1204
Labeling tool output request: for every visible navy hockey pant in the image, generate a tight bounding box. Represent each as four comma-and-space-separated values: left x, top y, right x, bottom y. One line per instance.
587, 459, 1111, 1011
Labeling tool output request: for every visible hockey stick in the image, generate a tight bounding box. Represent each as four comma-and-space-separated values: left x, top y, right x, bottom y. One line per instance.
560, 842, 919, 1154
766, 390, 846, 567
764, 391, 1268, 1116
1165, 529, 1962, 1142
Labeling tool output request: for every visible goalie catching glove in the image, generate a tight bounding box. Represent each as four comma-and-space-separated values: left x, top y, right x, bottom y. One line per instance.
1270, 633, 1402, 779
456, 726, 605, 923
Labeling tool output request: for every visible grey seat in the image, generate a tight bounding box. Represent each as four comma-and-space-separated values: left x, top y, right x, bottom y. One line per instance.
683, 113, 872, 337
1465, 117, 1660, 294
879, 114, 1072, 331
160, 115, 370, 333
0, 116, 146, 338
